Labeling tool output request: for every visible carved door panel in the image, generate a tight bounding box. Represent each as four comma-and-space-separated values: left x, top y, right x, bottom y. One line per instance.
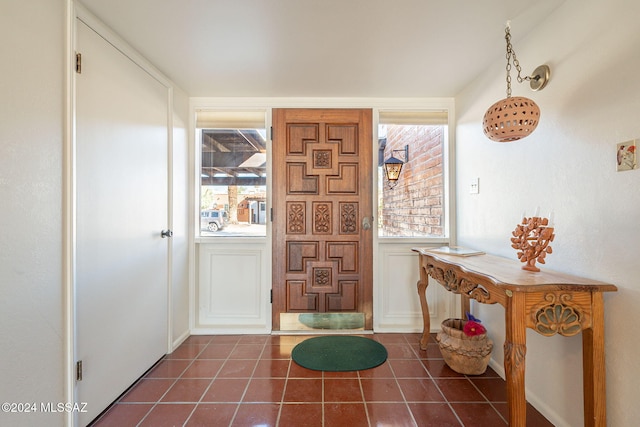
272, 109, 373, 330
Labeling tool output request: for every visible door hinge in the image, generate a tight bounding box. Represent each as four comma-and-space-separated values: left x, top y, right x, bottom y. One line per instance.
270, 289, 273, 304
75, 52, 82, 74
76, 360, 83, 381
270, 126, 273, 141
270, 207, 273, 222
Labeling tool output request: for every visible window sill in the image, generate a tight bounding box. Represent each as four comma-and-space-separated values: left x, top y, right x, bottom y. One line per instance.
376, 236, 450, 245
195, 236, 267, 245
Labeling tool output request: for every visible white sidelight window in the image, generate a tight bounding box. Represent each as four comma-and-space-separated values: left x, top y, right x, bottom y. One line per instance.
377, 110, 449, 238
196, 110, 267, 237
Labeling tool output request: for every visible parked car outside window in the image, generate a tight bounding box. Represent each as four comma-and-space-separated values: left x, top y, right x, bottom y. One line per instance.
200, 209, 227, 232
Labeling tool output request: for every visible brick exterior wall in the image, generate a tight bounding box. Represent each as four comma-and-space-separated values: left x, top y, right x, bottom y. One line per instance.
380, 125, 444, 236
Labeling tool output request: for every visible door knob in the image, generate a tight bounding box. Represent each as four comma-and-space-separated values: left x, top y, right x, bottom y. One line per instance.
362, 216, 373, 230
161, 229, 173, 238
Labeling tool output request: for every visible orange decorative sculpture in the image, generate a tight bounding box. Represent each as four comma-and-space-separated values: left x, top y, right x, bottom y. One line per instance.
510, 216, 555, 272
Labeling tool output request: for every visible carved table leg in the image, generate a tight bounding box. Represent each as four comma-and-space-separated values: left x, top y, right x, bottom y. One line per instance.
504, 292, 527, 427
417, 266, 431, 350
582, 292, 607, 427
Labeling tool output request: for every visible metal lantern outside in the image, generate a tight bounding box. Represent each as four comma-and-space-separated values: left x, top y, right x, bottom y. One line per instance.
483, 23, 549, 142
383, 156, 403, 183
383, 145, 409, 189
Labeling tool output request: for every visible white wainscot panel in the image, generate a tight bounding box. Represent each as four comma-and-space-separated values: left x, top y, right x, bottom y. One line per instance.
197, 243, 269, 333
376, 245, 455, 332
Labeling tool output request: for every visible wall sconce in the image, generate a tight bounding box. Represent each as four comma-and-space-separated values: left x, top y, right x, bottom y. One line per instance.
383, 145, 409, 189
483, 21, 551, 143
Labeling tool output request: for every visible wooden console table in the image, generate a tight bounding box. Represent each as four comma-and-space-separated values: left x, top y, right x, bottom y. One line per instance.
412, 248, 617, 427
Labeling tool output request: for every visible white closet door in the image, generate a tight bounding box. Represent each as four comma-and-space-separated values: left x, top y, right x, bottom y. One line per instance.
76, 19, 168, 425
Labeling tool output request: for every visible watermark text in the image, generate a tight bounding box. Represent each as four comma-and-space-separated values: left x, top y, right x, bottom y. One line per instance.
2, 402, 88, 413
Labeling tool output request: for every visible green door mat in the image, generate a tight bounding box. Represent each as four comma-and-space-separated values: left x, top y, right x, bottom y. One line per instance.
291, 336, 388, 372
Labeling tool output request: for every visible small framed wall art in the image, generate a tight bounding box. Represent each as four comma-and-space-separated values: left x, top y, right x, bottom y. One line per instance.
617, 140, 637, 172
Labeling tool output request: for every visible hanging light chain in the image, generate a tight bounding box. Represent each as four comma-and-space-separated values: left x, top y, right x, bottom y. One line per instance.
504, 25, 531, 98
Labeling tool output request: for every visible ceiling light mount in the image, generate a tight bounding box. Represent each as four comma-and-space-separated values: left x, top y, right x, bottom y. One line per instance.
529, 64, 551, 92
483, 21, 551, 142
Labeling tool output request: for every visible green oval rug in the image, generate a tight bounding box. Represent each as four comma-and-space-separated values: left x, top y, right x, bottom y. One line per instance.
291, 336, 388, 372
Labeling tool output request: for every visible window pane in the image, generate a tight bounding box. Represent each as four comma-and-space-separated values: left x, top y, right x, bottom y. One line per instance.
200, 127, 267, 237
378, 123, 445, 237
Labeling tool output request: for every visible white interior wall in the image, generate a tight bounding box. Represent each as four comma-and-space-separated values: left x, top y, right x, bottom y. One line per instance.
0, 1, 66, 426
171, 87, 191, 347
0, 2, 191, 426
455, 0, 640, 425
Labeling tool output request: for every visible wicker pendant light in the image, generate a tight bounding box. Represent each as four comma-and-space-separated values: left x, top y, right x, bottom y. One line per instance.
483, 23, 550, 143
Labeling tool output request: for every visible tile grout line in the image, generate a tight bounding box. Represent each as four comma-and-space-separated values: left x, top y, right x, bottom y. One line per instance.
321, 370, 325, 427
226, 337, 265, 427
396, 335, 427, 427
357, 369, 373, 426
181, 339, 214, 426
385, 360, 418, 426
275, 349, 294, 427
466, 376, 509, 425
180, 336, 236, 427
135, 347, 210, 427
168, 338, 218, 426
413, 333, 466, 427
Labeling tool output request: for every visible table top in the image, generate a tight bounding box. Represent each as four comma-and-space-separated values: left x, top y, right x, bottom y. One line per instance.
412, 248, 618, 293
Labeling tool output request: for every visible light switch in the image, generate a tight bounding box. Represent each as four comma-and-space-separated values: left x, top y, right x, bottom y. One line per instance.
470, 177, 479, 194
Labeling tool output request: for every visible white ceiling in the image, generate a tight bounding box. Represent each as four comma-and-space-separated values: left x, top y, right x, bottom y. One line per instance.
78, 0, 565, 98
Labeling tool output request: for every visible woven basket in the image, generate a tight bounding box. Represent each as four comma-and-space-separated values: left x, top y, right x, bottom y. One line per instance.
435, 318, 493, 375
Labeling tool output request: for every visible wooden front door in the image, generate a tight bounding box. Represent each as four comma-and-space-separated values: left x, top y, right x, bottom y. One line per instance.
272, 109, 373, 330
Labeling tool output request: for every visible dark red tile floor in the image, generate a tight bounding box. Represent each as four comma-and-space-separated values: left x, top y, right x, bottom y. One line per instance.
90, 333, 554, 426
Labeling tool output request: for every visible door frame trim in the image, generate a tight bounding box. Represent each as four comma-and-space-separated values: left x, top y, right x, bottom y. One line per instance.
270, 108, 374, 331
65, 4, 177, 425
63, 3, 74, 426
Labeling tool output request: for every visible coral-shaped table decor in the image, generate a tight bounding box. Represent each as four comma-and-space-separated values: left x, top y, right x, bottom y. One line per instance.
510, 216, 555, 272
